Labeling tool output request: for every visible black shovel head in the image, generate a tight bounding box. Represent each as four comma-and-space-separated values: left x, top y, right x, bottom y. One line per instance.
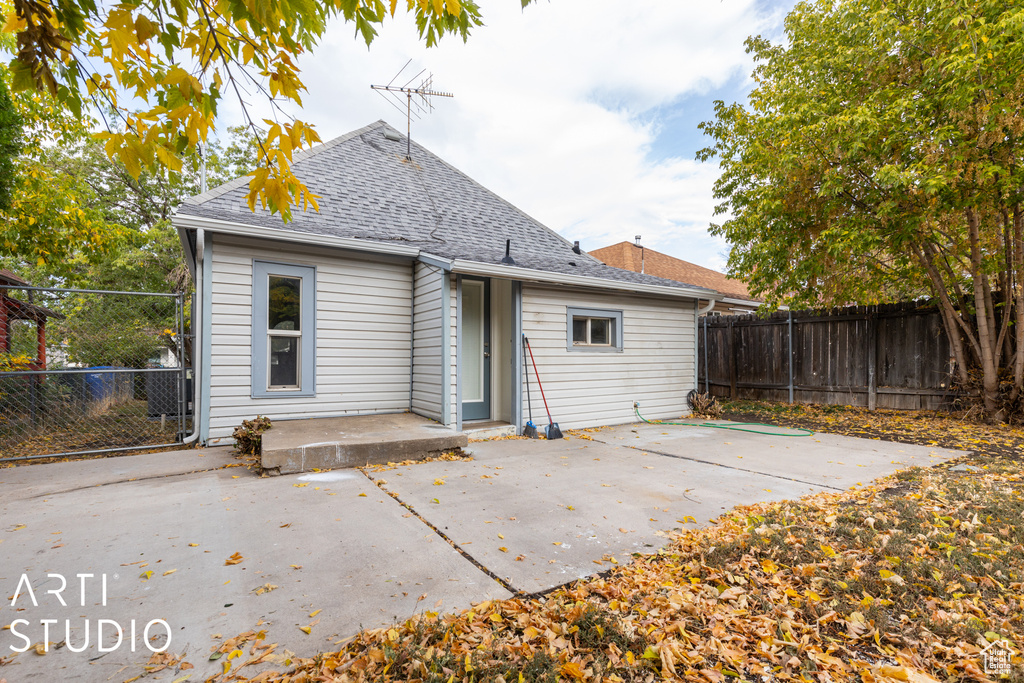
546, 422, 563, 440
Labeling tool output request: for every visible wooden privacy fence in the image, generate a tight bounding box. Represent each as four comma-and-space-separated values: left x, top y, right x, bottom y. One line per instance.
696, 302, 955, 410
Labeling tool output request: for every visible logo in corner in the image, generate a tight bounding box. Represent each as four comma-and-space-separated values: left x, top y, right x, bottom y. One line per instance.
982, 638, 1015, 676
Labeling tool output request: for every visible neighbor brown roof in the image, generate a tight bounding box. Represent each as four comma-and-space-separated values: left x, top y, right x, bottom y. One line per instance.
0, 269, 31, 287
589, 242, 757, 302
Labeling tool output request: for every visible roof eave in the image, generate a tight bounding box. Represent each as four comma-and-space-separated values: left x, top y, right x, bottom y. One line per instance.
172, 213, 420, 258
449, 259, 721, 301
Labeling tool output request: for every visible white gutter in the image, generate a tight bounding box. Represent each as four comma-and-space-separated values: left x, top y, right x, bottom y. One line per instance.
448, 259, 721, 301
721, 296, 762, 309
698, 299, 716, 315
173, 214, 420, 258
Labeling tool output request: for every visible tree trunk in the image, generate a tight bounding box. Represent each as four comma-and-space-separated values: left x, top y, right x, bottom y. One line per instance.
966, 208, 1003, 421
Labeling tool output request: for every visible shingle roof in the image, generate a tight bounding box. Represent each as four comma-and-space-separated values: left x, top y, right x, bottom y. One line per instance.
0, 269, 31, 287
177, 121, 716, 296
590, 242, 758, 302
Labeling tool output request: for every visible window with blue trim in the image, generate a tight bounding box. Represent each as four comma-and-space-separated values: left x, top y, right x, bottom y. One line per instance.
252, 261, 316, 397
566, 307, 623, 352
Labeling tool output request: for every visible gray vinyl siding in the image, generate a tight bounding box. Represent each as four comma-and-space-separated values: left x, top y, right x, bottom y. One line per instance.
521, 285, 694, 429
411, 263, 444, 422
206, 236, 412, 442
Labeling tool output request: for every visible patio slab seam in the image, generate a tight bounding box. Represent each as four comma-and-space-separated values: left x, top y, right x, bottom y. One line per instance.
591, 438, 848, 492
27, 464, 250, 499
359, 468, 522, 596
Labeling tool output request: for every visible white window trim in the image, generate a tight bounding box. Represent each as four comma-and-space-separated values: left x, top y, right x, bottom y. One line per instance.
566, 306, 623, 353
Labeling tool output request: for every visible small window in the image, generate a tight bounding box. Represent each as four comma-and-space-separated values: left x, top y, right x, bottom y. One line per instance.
566, 307, 623, 352
252, 261, 316, 397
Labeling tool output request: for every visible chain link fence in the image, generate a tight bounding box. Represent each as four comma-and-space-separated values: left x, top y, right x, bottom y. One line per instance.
0, 285, 191, 462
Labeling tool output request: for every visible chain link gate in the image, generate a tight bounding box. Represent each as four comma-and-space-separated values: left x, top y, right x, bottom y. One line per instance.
0, 284, 191, 462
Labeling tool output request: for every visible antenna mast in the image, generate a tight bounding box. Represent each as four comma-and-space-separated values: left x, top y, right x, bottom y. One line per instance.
371, 61, 453, 160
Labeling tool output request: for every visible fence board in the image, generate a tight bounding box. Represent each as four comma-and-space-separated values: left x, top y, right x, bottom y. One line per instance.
698, 302, 953, 410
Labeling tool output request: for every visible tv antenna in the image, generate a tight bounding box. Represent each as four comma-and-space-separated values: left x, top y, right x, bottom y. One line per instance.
371, 60, 453, 160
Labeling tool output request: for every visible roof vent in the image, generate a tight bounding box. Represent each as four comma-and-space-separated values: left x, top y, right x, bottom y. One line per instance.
572, 241, 582, 255
383, 129, 402, 142
568, 261, 577, 267
500, 239, 516, 265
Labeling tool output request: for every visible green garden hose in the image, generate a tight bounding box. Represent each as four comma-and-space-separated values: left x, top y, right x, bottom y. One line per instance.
634, 404, 814, 437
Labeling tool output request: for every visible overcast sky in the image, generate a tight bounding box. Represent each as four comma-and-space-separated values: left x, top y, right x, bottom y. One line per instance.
223, 0, 796, 272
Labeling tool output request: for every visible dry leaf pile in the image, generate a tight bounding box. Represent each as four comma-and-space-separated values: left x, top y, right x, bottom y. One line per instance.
362, 450, 473, 473
218, 457, 1024, 682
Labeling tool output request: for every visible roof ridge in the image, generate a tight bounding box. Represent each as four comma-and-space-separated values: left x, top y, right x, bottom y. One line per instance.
182, 120, 390, 206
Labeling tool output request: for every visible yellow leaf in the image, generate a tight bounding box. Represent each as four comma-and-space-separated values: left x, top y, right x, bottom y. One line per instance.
299, 626, 311, 635
878, 665, 909, 681
498, 546, 508, 552
560, 661, 584, 679
163, 569, 176, 576
225, 552, 245, 566
140, 570, 153, 580
309, 609, 321, 617
3, 11, 28, 32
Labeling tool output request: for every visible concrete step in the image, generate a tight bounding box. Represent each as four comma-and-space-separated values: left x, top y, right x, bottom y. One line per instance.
260, 413, 467, 474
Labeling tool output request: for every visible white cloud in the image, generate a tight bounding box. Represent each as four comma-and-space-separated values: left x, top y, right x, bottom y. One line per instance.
218, 0, 791, 272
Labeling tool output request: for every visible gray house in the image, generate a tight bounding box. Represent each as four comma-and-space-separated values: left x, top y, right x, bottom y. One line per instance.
173, 121, 719, 445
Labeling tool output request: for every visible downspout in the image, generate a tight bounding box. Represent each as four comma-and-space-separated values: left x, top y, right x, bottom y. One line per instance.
181, 227, 204, 444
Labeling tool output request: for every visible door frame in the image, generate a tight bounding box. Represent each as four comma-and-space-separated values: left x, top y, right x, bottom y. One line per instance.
457, 275, 492, 424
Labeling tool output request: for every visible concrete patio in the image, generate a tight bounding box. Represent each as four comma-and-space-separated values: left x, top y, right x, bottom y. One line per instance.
0, 421, 957, 681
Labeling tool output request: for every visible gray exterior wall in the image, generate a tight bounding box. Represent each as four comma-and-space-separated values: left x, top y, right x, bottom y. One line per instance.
206, 236, 412, 442
411, 262, 445, 422
521, 285, 694, 429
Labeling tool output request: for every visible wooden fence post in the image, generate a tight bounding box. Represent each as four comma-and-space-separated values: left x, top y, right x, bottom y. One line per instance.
728, 317, 738, 399
867, 308, 877, 411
